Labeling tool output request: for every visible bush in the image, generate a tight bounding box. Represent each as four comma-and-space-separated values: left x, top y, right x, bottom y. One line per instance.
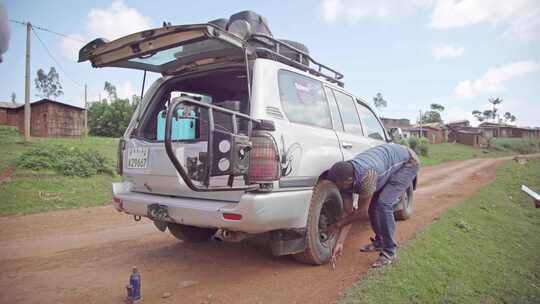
417, 137, 429, 156
407, 137, 418, 152
398, 139, 409, 147
0, 126, 20, 144
418, 143, 429, 156
17, 145, 114, 177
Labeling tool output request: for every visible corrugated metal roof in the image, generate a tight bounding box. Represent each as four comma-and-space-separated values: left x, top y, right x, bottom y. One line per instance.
0, 99, 85, 110
0, 101, 22, 109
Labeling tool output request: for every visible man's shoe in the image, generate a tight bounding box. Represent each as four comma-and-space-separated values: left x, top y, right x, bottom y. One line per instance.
359, 237, 383, 252
370, 251, 398, 268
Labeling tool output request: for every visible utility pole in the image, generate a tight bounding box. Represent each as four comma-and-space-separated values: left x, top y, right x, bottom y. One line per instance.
84, 84, 88, 137
24, 22, 32, 141
419, 109, 423, 138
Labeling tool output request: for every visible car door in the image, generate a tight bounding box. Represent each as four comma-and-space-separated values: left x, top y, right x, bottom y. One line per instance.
327, 88, 373, 160
355, 99, 388, 146
276, 70, 342, 186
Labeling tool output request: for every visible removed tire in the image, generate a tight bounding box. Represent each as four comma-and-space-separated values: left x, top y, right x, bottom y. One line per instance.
394, 185, 414, 221
167, 223, 217, 243
293, 180, 343, 265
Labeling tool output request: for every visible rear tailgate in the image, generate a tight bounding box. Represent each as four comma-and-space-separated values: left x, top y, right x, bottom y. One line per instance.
78, 24, 249, 75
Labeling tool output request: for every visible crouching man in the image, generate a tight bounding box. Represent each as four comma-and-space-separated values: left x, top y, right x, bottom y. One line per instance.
325, 143, 419, 268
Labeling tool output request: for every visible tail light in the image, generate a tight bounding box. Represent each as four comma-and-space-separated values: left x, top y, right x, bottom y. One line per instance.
117, 139, 126, 175
248, 135, 280, 183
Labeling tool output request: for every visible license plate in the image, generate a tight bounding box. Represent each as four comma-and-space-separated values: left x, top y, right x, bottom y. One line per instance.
127, 147, 149, 169
147, 204, 170, 221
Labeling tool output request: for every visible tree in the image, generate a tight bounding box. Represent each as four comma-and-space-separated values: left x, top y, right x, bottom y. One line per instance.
373, 93, 387, 109
503, 111, 516, 123
420, 103, 445, 124
104, 81, 118, 101
430, 103, 445, 112
420, 111, 442, 123
34, 67, 63, 99
489, 97, 502, 121
88, 98, 134, 137
10, 92, 16, 103
472, 97, 516, 124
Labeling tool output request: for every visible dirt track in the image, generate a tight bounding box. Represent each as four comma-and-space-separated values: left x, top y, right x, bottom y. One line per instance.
0, 157, 509, 304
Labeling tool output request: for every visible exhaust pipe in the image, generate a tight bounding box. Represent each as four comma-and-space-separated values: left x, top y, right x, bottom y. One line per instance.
214, 229, 251, 242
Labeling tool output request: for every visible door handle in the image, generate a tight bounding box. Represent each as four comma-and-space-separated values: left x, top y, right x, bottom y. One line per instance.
342, 142, 353, 149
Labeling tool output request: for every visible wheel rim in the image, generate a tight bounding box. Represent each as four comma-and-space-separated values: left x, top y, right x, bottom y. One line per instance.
318, 199, 338, 248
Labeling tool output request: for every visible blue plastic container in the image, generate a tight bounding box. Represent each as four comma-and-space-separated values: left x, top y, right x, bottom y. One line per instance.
156, 108, 196, 141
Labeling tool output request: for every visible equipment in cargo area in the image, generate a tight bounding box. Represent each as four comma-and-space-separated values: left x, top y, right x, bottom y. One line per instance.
156, 107, 196, 141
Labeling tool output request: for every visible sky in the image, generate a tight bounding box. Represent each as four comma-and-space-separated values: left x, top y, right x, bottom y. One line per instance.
1, 0, 539, 126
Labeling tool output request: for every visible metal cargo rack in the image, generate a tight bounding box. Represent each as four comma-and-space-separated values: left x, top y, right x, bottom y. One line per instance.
249, 34, 345, 87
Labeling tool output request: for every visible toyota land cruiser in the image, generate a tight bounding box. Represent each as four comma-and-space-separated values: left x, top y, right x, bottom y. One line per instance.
79, 11, 415, 265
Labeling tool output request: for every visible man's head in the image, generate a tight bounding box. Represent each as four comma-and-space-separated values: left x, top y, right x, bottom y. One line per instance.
327, 161, 354, 191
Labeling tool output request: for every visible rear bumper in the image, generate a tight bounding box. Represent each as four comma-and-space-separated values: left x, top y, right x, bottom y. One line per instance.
112, 182, 312, 234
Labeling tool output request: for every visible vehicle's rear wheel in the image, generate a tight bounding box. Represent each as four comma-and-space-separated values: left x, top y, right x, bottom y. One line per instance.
394, 185, 414, 220
167, 223, 217, 243
293, 180, 343, 265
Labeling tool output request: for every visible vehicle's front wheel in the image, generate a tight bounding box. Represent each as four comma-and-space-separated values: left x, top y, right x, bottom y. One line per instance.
167, 223, 217, 243
293, 180, 343, 265
394, 185, 414, 220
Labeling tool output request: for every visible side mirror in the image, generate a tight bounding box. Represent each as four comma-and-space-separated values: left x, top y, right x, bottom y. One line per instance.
388, 128, 403, 142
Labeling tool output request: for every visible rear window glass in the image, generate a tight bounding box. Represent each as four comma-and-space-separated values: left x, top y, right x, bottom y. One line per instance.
278, 70, 331, 129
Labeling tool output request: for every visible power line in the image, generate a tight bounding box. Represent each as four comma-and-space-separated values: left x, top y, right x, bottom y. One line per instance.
31, 27, 84, 87
9, 19, 86, 43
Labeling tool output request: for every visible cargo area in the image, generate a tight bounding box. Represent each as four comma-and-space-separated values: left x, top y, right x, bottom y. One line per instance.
134, 68, 250, 142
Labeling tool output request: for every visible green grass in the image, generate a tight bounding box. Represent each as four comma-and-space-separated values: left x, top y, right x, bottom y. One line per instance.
339, 159, 540, 304
491, 138, 540, 155
0, 126, 119, 215
418, 143, 513, 166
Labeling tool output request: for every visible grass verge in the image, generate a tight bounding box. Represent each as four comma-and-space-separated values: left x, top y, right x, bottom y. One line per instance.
339, 159, 540, 304
0, 126, 119, 215
418, 143, 514, 166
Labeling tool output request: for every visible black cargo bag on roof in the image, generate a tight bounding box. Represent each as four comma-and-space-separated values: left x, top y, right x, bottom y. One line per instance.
228, 11, 273, 37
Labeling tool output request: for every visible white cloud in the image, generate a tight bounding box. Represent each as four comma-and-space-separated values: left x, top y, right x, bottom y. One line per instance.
444, 106, 477, 125
86, 0, 151, 40
429, 0, 540, 42
453, 61, 540, 99
431, 43, 464, 60
60, 1, 151, 60
320, 0, 540, 41
60, 34, 86, 62
321, 0, 432, 24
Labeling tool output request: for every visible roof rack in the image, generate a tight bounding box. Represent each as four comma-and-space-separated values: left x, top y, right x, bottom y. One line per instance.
249, 34, 345, 87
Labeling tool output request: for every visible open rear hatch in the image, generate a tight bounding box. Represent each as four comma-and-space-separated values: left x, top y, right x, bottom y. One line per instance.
79, 23, 277, 197
78, 23, 249, 75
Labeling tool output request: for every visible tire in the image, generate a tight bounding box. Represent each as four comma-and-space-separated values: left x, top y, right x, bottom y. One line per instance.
167, 223, 217, 243
394, 186, 414, 221
293, 180, 343, 265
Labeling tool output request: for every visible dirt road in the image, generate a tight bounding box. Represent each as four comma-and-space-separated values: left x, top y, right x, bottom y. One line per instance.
0, 157, 508, 304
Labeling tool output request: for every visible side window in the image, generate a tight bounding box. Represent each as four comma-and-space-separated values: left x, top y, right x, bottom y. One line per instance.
278, 70, 332, 129
324, 87, 344, 132
333, 90, 363, 134
356, 102, 386, 141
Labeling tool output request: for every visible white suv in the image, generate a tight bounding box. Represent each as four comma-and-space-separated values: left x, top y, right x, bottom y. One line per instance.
79, 11, 415, 265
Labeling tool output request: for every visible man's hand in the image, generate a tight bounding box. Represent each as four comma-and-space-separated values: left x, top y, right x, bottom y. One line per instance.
330, 242, 344, 270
